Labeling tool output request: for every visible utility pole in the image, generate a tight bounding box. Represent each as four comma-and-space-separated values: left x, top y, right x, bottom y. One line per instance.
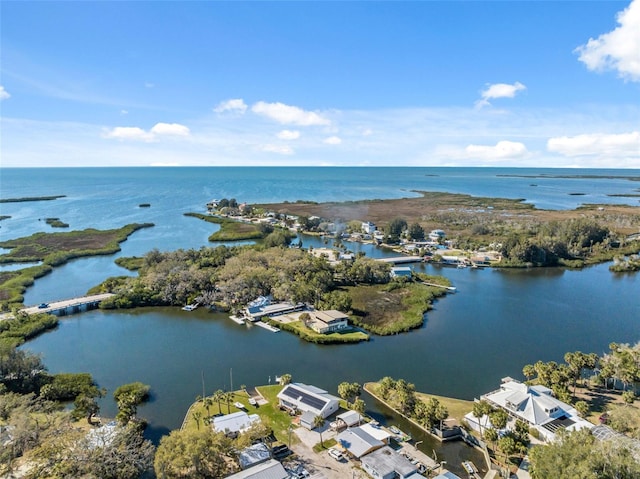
201, 370, 205, 401
230, 368, 233, 393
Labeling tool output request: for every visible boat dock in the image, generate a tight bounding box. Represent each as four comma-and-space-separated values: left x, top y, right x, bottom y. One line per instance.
254, 321, 280, 332
376, 256, 423, 264
229, 315, 246, 325
421, 281, 457, 292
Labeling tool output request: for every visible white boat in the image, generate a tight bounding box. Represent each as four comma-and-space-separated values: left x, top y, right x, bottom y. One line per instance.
182, 304, 198, 311
248, 397, 257, 406
234, 401, 246, 410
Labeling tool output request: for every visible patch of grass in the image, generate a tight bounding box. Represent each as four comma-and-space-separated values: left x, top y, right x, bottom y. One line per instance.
184, 212, 265, 241
114, 256, 145, 271
44, 218, 69, 228
312, 437, 336, 452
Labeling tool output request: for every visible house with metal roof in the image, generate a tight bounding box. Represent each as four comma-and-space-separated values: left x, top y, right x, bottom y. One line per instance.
480, 377, 593, 441
277, 383, 340, 419
212, 411, 261, 437
306, 309, 349, 334
225, 458, 289, 479
361, 446, 418, 479
336, 426, 384, 459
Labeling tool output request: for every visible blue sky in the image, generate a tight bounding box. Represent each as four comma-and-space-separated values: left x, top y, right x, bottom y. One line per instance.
1, 1, 639, 168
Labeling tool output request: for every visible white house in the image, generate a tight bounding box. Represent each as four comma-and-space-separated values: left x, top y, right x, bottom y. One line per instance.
362, 221, 376, 234
336, 426, 384, 459
480, 377, 593, 441
212, 411, 261, 437
429, 229, 446, 242
361, 446, 418, 479
391, 266, 413, 278
277, 383, 340, 419
306, 310, 349, 334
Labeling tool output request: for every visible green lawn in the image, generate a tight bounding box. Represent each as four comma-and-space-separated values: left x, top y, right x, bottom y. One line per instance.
276, 319, 369, 344
182, 384, 299, 445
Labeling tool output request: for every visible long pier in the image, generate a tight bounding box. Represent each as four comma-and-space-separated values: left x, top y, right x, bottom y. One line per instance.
376, 256, 423, 264
20, 293, 115, 316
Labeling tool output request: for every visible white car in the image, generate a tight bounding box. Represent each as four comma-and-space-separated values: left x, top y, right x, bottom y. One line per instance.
328, 448, 344, 461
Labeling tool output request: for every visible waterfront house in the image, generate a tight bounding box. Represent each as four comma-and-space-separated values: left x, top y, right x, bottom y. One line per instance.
362, 221, 376, 234
391, 266, 413, 278
336, 410, 365, 428
226, 458, 289, 479
428, 229, 446, 242
361, 446, 418, 479
277, 383, 340, 419
212, 411, 261, 437
479, 377, 593, 441
243, 301, 305, 322
306, 309, 349, 334
336, 426, 384, 459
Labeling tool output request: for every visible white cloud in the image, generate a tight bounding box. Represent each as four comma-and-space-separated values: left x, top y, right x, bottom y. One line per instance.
277, 129, 300, 140
120, 109, 128, 115
464, 140, 530, 161
475, 82, 526, 108
145, 82, 155, 88
261, 144, 294, 155
103, 126, 153, 142
214, 98, 248, 114
547, 131, 640, 157
150, 122, 191, 136
0, 86, 10, 100
575, 0, 640, 82
103, 122, 190, 142
251, 101, 330, 126
323, 136, 342, 145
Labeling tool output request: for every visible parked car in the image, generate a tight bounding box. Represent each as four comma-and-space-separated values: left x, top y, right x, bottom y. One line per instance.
328, 447, 344, 461
38, 303, 49, 309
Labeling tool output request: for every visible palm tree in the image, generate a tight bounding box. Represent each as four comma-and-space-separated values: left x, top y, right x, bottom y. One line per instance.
204, 397, 213, 417
313, 415, 325, 447
193, 411, 202, 430
213, 390, 224, 415
224, 391, 233, 414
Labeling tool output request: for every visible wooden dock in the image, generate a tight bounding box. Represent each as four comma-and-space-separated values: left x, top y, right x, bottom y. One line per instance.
376, 256, 423, 264
254, 321, 280, 332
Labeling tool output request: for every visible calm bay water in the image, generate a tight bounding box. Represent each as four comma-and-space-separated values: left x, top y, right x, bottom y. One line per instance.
1, 167, 639, 472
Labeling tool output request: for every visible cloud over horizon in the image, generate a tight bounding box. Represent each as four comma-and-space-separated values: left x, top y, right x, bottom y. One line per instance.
103, 122, 191, 142
464, 140, 530, 161
0, 86, 10, 100
547, 131, 640, 157
575, 0, 640, 82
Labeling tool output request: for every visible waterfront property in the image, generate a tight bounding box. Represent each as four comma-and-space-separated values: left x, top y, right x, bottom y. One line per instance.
243, 301, 306, 322
212, 411, 261, 437
225, 458, 289, 479
475, 377, 593, 441
361, 445, 419, 479
391, 266, 413, 278
277, 383, 340, 419
335, 426, 385, 459
335, 410, 365, 428
306, 309, 349, 334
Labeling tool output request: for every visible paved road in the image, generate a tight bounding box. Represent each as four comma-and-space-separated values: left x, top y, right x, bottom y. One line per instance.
20, 293, 114, 315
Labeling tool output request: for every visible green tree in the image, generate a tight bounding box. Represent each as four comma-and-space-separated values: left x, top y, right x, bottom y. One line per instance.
575, 400, 590, 418
114, 382, 150, 425
472, 400, 493, 437
408, 223, 425, 241
337, 382, 361, 406
279, 374, 292, 385
352, 398, 366, 416
529, 428, 640, 479
213, 389, 224, 415
313, 415, 325, 447
154, 428, 232, 479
